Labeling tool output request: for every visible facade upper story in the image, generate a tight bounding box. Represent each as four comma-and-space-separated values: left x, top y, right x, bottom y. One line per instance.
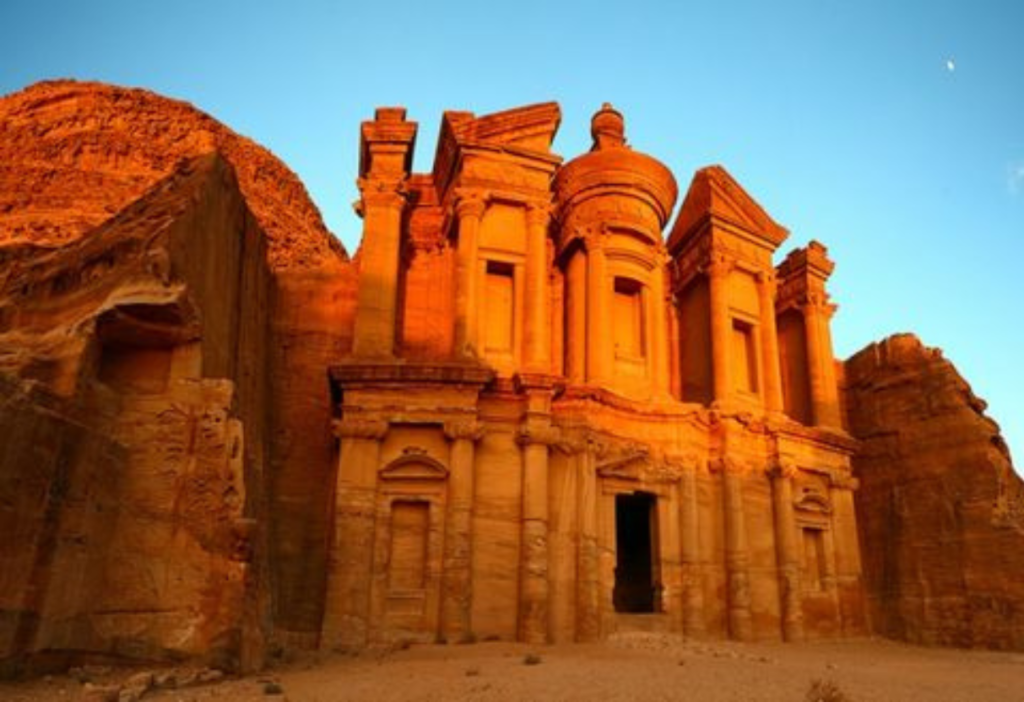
347, 101, 844, 432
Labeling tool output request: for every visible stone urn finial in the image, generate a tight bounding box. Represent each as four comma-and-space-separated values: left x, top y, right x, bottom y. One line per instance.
591, 102, 625, 151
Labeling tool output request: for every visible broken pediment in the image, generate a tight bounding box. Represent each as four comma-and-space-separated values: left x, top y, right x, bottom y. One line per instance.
448, 102, 562, 153
668, 165, 789, 254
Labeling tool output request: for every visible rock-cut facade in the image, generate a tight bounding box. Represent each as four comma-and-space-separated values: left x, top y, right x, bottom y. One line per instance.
323, 102, 866, 648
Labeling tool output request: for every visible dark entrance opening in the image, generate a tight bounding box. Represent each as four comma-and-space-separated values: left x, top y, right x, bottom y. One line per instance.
614, 492, 658, 613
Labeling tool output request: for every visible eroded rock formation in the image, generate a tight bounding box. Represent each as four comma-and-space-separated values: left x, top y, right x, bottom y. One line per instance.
0, 80, 344, 269
0, 152, 272, 673
845, 334, 1024, 649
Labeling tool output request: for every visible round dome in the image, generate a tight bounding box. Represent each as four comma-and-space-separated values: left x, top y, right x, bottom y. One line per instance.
554, 104, 678, 232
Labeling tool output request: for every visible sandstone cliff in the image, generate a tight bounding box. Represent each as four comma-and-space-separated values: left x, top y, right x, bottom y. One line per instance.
845, 334, 1024, 649
0, 80, 345, 269
0, 80, 359, 667
0, 153, 271, 673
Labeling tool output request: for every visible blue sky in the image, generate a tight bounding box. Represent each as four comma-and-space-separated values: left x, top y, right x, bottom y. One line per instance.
2, 0, 1022, 462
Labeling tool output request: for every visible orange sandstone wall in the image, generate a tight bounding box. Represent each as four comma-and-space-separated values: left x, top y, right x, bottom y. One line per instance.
268, 261, 356, 642
0, 155, 277, 671
0, 376, 122, 674
845, 334, 1024, 649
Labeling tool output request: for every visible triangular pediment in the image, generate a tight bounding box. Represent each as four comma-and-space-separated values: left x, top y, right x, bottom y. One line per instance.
597, 451, 650, 481
379, 450, 449, 481
451, 102, 562, 153
668, 165, 788, 253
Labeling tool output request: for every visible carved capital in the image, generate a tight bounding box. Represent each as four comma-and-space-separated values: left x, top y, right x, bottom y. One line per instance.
828, 472, 860, 491
444, 420, 485, 443
454, 190, 488, 220
709, 455, 747, 475
332, 417, 389, 440
755, 270, 778, 295
664, 452, 703, 474
525, 201, 554, 228
705, 256, 733, 280
769, 458, 800, 481
356, 177, 408, 212
516, 424, 561, 447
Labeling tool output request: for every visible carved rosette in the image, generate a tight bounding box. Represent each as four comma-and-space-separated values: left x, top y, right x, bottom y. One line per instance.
443, 420, 485, 443
331, 417, 389, 441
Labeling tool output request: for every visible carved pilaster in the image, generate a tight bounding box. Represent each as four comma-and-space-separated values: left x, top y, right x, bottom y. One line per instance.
525, 201, 553, 372
322, 416, 387, 650
715, 454, 753, 640
668, 452, 706, 636
454, 190, 489, 357
440, 417, 483, 643
352, 174, 409, 358
518, 416, 554, 645
770, 457, 804, 641
707, 255, 733, 405
584, 232, 610, 384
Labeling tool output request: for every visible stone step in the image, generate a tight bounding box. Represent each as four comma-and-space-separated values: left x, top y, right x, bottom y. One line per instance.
613, 613, 674, 633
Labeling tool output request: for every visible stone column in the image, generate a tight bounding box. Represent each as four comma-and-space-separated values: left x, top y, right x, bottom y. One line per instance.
819, 303, 843, 427
441, 419, 484, 643
565, 250, 587, 384
322, 418, 388, 650
525, 203, 552, 371
719, 457, 753, 641
678, 456, 705, 637
756, 271, 784, 414
454, 193, 487, 357
829, 473, 866, 634
576, 437, 600, 641
650, 256, 670, 397
518, 420, 555, 645
770, 461, 804, 641
352, 180, 406, 357
708, 257, 732, 404
802, 296, 842, 428
585, 235, 610, 384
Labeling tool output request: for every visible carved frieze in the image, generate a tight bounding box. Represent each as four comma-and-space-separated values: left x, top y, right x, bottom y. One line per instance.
332, 417, 389, 440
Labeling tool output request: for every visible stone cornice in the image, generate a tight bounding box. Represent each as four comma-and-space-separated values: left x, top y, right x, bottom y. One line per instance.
329, 362, 495, 388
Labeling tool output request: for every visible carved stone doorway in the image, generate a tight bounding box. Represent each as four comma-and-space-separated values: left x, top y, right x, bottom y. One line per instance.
613, 492, 659, 613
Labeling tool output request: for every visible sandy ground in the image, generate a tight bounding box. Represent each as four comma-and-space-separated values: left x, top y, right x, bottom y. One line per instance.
3, 634, 1024, 702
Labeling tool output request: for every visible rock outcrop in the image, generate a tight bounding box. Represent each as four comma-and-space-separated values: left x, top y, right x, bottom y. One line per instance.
0, 80, 345, 269
0, 153, 271, 673
845, 334, 1024, 649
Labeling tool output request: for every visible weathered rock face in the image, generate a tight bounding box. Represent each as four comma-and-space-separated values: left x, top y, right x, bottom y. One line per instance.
0, 80, 344, 269
845, 334, 1024, 649
0, 152, 273, 672
0, 80, 358, 656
